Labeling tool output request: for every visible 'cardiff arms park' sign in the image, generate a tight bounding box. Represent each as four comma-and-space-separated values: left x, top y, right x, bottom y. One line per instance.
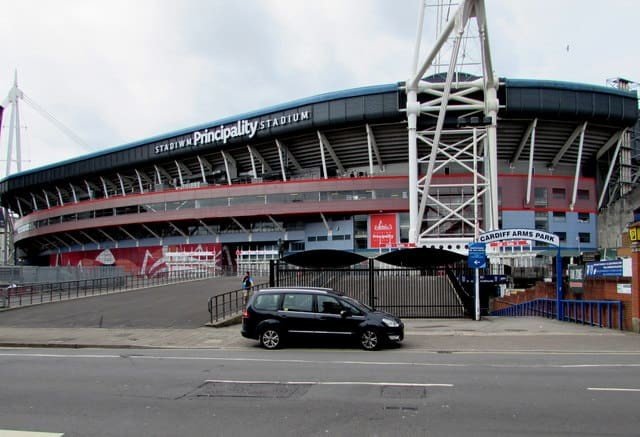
477, 229, 559, 246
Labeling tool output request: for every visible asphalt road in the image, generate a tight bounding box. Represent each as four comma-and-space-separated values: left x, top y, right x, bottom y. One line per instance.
0, 276, 267, 329
0, 347, 639, 436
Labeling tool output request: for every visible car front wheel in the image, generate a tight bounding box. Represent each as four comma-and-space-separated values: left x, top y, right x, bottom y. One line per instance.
259, 327, 282, 350
360, 329, 380, 351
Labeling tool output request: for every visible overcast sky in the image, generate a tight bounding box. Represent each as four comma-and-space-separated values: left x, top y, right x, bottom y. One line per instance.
0, 0, 638, 177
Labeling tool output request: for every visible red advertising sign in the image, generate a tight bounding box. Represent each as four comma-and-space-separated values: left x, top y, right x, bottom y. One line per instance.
50, 243, 222, 277
370, 214, 398, 248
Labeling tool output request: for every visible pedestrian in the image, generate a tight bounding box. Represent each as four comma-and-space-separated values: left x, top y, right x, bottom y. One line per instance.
242, 271, 254, 305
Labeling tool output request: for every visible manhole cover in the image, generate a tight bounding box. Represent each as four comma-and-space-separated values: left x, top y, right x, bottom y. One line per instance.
381, 385, 426, 399
191, 381, 311, 399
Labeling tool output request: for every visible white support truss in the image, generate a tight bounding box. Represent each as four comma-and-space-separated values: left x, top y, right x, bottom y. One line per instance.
406, 0, 498, 252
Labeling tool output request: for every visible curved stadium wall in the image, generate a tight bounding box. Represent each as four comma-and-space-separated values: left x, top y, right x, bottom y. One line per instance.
0, 78, 637, 274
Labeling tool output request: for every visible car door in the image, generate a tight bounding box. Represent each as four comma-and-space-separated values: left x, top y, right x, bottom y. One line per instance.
315, 295, 362, 336
278, 293, 317, 335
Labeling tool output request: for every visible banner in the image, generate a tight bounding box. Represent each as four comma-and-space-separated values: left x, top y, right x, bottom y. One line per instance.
370, 213, 397, 248
50, 243, 222, 277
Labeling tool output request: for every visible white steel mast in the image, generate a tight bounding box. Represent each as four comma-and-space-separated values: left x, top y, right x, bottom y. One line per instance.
406, 0, 499, 252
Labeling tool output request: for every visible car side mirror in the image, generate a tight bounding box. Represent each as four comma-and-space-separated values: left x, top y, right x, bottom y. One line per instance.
340, 309, 351, 318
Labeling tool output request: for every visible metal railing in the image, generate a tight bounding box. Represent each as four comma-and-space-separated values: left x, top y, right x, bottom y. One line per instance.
491, 298, 624, 330
208, 282, 269, 324
0, 270, 216, 309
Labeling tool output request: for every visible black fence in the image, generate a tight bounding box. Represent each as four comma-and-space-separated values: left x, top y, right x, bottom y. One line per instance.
0, 270, 215, 309
272, 259, 473, 318
208, 282, 270, 323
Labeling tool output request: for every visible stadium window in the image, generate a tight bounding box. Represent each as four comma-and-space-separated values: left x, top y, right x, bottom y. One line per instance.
332, 235, 345, 240
290, 242, 305, 251
578, 232, 591, 243
552, 188, 566, 199
534, 188, 547, 206
552, 211, 566, 222
577, 189, 590, 200
535, 211, 548, 231
316, 235, 328, 241
556, 232, 567, 242
578, 212, 590, 223
307, 236, 317, 242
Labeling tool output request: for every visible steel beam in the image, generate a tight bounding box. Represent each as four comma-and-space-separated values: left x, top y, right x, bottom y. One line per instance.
366, 124, 383, 175
275, 140, 287, 182
141, 224, 160, 239
510, 119, 537, 164
548, 123, 585, 169
317, 130, 345, 175
570, 123, 588, 210
275, 139, 302, 171
525, 120, 537, 205
231, 217, 248, 233
598, 133, 624, 210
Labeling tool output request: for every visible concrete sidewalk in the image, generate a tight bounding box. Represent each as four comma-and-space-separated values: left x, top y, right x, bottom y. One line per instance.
0, 317, 638, 352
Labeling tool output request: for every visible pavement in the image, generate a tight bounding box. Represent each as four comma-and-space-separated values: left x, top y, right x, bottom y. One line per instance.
1, 316, 639, 352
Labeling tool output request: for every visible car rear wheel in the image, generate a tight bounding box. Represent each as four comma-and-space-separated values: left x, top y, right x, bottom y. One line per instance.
259, 327, 282, 349
360, 329, 380, 350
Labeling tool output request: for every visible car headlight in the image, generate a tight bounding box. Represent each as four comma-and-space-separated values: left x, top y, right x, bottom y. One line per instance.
381, 318, 399, 328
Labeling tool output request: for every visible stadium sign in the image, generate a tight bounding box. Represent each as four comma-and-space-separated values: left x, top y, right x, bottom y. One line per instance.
477, 228, 559, 246
154, 110, 311, 154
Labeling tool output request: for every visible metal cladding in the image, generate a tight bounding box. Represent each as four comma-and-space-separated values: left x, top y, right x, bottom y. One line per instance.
0, 78, 637, 201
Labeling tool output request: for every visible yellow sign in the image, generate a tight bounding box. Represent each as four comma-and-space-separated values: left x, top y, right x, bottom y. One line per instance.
630, 227, 639, 241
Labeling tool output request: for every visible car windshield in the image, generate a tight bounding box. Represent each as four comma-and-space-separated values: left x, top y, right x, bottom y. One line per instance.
341, 296, 372, 313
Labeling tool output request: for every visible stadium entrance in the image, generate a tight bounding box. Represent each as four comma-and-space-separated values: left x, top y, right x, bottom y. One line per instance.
271, 248, 474, 318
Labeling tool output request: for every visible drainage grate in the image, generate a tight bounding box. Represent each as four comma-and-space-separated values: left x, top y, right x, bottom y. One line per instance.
190, 381, 311, 399
381, 385, 426, 399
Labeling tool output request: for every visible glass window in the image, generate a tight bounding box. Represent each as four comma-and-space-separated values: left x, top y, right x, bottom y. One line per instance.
556, 232, 567, 242
253, 294, 281, 311
552, 211, 566, 222
534, 188, 548, 206
282, 294, 313, 312
316, 235, 328, 241
307, 236, 317, 242
339, 298, 364, 315
552, 188, 566, 199
535, 211, 548, 231
578, 233, 591, 243
577, 189, 590, 200
317, 295, 342, 314
578, 213, 589, 223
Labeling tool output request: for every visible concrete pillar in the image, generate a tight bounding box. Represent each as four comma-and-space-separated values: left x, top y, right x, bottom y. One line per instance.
631, 242, 640, 333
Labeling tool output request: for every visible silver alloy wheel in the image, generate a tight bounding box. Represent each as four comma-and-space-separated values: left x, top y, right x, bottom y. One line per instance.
260, 329, 280, 349
360, 329, 378, 350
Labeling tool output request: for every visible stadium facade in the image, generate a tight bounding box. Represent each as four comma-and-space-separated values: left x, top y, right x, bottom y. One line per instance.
0, 77, 637, 275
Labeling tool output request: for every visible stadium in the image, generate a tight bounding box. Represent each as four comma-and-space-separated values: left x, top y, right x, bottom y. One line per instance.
0, 74, 637, 277
0, 0, 638, 284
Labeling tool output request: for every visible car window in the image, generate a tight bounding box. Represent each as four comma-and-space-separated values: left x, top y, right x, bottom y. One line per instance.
340, 298, 364, 315
253, 294, 281, 311
317, 295, 343, 314
282, 293, 313, 312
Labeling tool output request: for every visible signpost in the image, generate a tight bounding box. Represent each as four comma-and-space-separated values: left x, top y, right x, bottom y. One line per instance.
468, 242, 486, 321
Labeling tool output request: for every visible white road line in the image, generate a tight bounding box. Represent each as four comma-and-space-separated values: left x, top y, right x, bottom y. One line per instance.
587, 387, 640, 392
204, 379, 453, 387
1, 353, 639, 370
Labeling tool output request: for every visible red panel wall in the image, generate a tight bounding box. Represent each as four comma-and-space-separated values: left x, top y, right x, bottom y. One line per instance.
50, 243, 222, 277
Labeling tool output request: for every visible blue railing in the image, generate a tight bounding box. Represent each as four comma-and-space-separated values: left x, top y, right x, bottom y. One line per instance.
491, 298, 624, 330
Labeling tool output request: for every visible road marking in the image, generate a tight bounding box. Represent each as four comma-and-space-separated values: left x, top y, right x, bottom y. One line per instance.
587, 387, 640, 392
204, 379, 453, 387
1, 353, 639, 370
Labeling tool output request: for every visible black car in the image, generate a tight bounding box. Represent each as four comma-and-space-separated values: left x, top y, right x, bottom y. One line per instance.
241, 287, 404, 350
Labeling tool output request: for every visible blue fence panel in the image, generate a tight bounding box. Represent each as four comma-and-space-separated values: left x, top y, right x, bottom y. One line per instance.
491, 298, 623, 330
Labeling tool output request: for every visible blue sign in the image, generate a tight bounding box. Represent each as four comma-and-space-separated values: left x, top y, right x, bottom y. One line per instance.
585, 260, 623, 277
468, 242, 487, 269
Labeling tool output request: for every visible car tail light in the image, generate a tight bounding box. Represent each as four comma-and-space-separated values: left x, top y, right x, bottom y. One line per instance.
242, 308, 249, 318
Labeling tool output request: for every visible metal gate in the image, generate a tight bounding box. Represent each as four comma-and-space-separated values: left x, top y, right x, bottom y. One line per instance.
271, 259, 473, 318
